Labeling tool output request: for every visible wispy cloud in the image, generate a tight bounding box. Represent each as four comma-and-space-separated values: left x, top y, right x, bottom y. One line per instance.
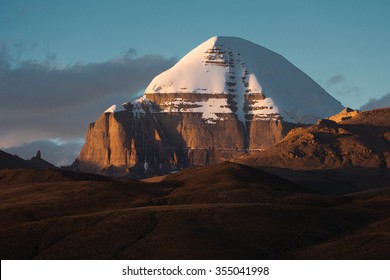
360, 92, 390, 110
326, 74, 345, 87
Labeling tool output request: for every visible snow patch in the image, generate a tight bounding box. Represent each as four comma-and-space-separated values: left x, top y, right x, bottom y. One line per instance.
104, 105, 117, 114
161, 98, 232, 123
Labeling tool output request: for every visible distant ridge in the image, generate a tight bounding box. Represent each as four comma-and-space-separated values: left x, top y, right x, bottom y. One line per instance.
0, 149, 55, 169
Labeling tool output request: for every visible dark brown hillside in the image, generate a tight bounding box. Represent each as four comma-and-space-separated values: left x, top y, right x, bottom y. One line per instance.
0, 168, 112, 185
0, 162, 388, 259
163, 162, 312, 204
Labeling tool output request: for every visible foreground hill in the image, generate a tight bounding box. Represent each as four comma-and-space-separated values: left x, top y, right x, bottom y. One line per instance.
0, 162, 388, 259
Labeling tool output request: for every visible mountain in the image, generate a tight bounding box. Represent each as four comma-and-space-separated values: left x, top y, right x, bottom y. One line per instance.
0, 149, 55, 169
237, 107, 390, 170
77, 36, 343, 178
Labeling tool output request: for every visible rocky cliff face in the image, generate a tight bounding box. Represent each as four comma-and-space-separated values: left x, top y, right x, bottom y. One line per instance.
77, 108, 295, 178
77, 36, 343, 178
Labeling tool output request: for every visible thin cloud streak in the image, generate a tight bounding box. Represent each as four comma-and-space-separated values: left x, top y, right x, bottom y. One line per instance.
326, 74, 345, 87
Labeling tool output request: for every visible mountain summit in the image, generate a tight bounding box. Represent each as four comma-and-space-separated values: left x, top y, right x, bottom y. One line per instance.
144, 36, 343, 124
77, 36, 344, 178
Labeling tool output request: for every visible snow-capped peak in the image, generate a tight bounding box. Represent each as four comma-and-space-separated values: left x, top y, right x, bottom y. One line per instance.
141, 36, 343, 124
146, 36, 263, 95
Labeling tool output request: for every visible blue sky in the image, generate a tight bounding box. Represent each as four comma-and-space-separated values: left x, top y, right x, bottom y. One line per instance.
1, 0, 389, 164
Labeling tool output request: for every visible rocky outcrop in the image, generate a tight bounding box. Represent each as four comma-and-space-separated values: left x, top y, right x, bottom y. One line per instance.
328, 107, 359, 123
237, 108, 390, 169
27, 151, 55, 169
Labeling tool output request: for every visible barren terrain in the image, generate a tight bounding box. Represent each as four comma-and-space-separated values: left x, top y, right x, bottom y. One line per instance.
0, 163, 388, 259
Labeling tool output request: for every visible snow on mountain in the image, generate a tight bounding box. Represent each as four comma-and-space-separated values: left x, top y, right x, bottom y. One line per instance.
104, 104, 117, 113
141, 36, 343, 124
